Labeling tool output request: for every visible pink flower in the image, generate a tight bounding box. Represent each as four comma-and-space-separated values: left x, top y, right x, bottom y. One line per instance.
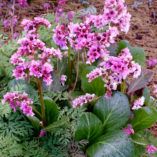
147, 58, 157, 69
132, 96, 145, 110
105, 91, 112, 99
60, 75, 67, 86
72, 93, 95, 108
13, 65, 25, 79
17, 0, 28, 8
87, 48, 141, 97
66, 11, 74, 21
40, 130, 46, 137
58, 0, 66, 5
13, 32, 19, 39
2, 92, 34, 116
21, 101, 34, 116
44, 3, 50, 9
124, 124, 134, 135
146, 145, 157, 154
3, 19, 10, 27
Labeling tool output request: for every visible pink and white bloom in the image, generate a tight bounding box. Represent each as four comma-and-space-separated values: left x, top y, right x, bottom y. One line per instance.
146, 145, 157, 154
132, 96, 145, 110
72, 93, 95, 108
87, 48, 141, 98
2, 92, 34, 116
60, 75, 67, 86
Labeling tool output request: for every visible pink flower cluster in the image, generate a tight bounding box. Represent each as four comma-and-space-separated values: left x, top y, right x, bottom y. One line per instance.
123, 124, 134, 136
3, 16, 17, 29
146, 145, 157, 155
21, 17, 51, 33
72, 93, 95, 108
147, 58, 157, 69
87, 48, 141, 98
132, 96, 145, 110
86, 0, 131, 33
2, 91, 34, 116
16, 0, 28, 8
43, 3, 50, 9
11, 17, 62, 85
53, 0, 131, 64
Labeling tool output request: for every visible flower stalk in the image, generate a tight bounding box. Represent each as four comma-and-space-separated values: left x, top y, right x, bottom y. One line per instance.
36, 78, 46, 127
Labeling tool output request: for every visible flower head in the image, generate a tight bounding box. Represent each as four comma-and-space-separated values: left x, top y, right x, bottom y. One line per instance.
146, 145, 157, 154
123, 124, 134, 135
44, 3, 50, 9
72, 93, 95, 108
2, 92, 34, 116
132, 96, 145, 110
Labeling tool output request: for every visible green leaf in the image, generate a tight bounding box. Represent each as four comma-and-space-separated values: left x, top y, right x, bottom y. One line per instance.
133, 144, 145, 157
131, 106, 157, 132
81, 66, 106, 96
27, 116, 41, 131
87, 130, 133, 157
44, 116, 69, 132
130, 47, 146, 67
44, 98, 59, 125
132, 131, 148, 146
143, 87, 150, 106
93, 92, 130, 132
117, 40, 130, 54
75, 112, 103, 142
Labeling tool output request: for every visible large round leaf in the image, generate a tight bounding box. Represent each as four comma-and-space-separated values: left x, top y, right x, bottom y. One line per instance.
130, 47, 146, 67
131, 106, 157, 132
75, 112, 103, 142
44, 98, 59, 125
27, 116, 41, 131
87, 130, 133, 157
93, 92, 130, 132
81, 66, 106, 96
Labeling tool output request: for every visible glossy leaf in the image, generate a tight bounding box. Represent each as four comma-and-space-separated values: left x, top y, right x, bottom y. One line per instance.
93, 92, 130, 132
44, 116, 69, 132
131, 130, 152, 146
131, 106, 157, 132
44, 98, 59, 125
75, 112, 103, 142
87, 130, 133, 157
127, 69, 153, 94
143, 87, 150, 106
81, 66, 106, 96
130, 47, 146, 67
27, 116, 41, 131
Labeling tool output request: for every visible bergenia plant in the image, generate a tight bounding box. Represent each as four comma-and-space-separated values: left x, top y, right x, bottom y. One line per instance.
2, 17, 63, 131
2, 0, 157, 156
